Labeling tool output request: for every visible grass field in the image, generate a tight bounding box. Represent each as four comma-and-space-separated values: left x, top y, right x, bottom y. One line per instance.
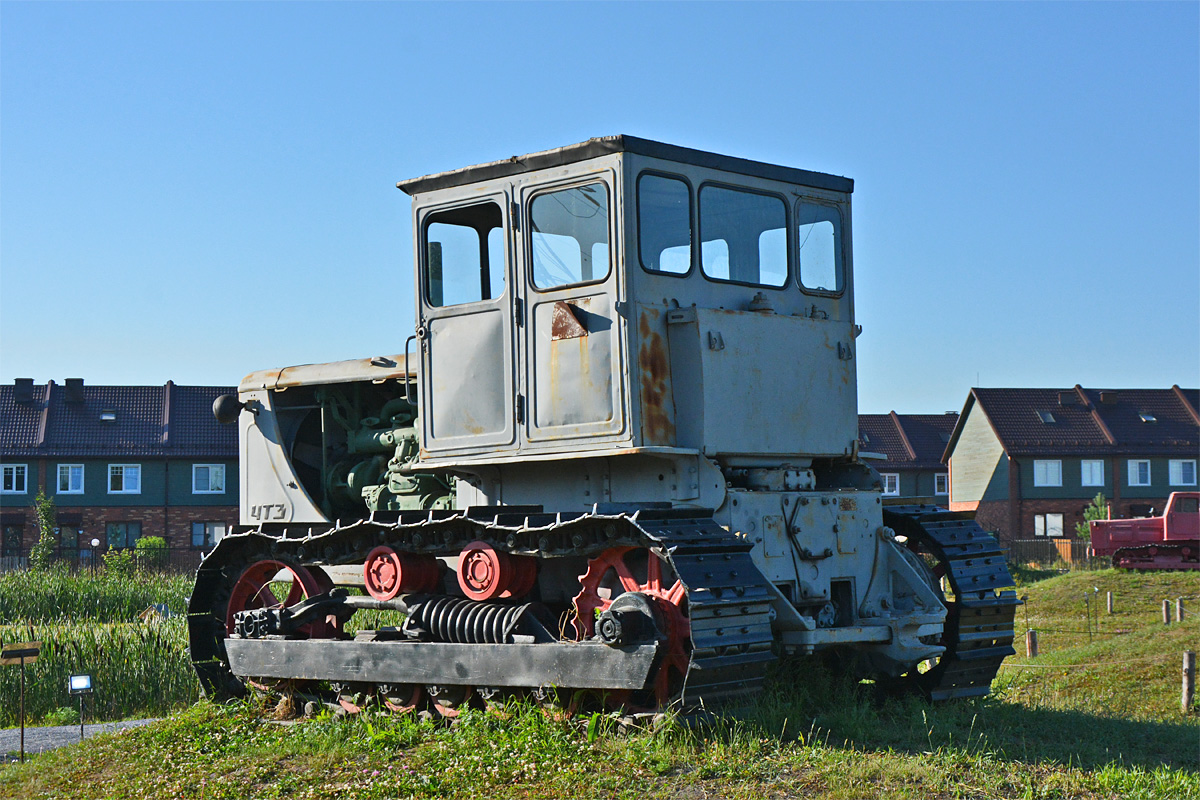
0, 568, 197, 726
1, 567, 1196, 799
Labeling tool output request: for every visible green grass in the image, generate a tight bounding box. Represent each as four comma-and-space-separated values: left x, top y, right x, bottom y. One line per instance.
0, 568, 197, 726
0, 567, 192, 624
1, 568, 1196, 798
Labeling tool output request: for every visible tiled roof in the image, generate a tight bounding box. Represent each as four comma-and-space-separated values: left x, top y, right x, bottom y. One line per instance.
948, 385, 1199, 458
0, 381, 237, 458
859, 412, 958, 469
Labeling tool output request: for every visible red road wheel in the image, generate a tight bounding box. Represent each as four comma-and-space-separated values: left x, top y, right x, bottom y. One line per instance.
224, 559, 338, 638
572, 547, 690, 708
427, 685, 473, 718
457, 541, 537, 601
363, 546, 439, 600
380, 684, 425, 714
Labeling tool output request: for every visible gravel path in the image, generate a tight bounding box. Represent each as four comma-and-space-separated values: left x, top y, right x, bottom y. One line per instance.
1, 719, 157, 760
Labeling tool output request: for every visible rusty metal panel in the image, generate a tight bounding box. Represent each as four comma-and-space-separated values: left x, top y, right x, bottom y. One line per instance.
529, 294, 619, 436
636, 305, 676, 446
238, 356, 411, 393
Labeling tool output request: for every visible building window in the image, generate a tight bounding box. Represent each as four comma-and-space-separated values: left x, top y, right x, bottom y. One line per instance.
934, 473, 949, 495
1169, 459, 1197, 486
191, 521, 227, 549
1080, 460, 1104, 487
1034, 513, 1064, 537
57, 525, 79, 553
881, 473, 900, 496
192, 464, 226, 494
1033, 460, 1062, 487
1127, 459, 1151, 487
106, 521, 142, 549
108, 464, 141, 494
1, 525, 22, 556
1, 464, 28, 494
57, 464, 84, 494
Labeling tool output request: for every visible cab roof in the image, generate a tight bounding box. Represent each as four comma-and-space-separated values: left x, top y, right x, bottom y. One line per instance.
396, 135, 854, 196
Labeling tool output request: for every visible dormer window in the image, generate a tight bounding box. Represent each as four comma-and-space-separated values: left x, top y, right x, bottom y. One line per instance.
1139, 413, 1157, 423
1036, 410, 1055, 423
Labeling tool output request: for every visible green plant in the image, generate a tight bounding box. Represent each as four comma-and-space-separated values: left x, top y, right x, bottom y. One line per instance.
134, 536, 168, 569
1075, 492, 1109, 539
42, 705, 81, 726
102, 547, 136, 577
29, 489, 57, 570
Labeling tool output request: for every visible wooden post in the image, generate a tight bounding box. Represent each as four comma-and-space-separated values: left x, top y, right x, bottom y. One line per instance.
1177, 598, 1185, 623
1184, 651, 1196, 715
1107, 591, 1114, 614
1164, 600, 1172, 625
1026, 629, 1039, 658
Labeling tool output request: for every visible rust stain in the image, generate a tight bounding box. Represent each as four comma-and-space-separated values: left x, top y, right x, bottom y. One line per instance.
638, 308, 675, 445
839, 497, 857, 511
551, 301, 587, 340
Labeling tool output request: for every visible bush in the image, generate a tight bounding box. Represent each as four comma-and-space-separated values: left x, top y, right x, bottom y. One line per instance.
29, 489, 57, 570
134, 536, 169, 570
102, 548, 136, 577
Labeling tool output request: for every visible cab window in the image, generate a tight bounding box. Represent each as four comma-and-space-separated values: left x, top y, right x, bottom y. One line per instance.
797, 202, 844, 294
699, 185, 787, 287
424, 202, 505, 307
530, 183, 610, 290
638, 173, 691, 275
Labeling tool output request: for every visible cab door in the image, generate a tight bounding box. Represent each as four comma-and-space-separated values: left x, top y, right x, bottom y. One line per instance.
519, 175, 625, 444
417, 195, 516, 453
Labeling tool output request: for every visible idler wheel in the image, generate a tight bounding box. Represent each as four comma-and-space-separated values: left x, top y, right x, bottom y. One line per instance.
363, 546, 439, 600
456, 540, 538, 601
572, 547, 690, 708
224, 559, 338, 638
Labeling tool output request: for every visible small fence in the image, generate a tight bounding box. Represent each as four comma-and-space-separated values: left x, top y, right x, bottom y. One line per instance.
1006, 538, 1110, 571
0, 546, 207, 576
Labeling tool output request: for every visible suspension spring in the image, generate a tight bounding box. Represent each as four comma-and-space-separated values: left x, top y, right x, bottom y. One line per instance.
405, 595, 538, 644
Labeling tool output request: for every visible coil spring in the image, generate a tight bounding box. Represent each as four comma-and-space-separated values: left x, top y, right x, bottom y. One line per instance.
407, 595, 528, 644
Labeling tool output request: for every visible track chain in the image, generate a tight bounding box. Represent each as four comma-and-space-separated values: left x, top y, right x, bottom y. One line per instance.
188, 507, 777, 711
884, 506, 1020, 700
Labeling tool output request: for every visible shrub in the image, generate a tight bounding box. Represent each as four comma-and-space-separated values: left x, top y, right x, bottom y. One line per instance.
135, 536, 169, 570
29, 489, 57, 570
102, 547, 136, 577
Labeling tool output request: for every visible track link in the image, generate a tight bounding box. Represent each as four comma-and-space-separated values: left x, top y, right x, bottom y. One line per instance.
884, 506, 1020, 700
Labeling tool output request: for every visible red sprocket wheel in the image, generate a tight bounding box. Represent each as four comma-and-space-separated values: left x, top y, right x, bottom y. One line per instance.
572, 546, 690, 708
224, 559, 339, 638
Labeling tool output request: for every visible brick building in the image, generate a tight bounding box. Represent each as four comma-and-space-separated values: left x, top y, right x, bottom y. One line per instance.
943, 385, 1199, 544
858, 412, 957, 502
0, 378, 237, 563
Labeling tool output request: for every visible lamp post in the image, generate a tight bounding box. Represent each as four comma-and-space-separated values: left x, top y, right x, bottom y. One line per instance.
69, 674, 93, 742
90, 538, 100, 575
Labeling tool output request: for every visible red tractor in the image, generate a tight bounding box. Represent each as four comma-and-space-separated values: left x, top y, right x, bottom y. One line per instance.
1090, 492, 1200, 570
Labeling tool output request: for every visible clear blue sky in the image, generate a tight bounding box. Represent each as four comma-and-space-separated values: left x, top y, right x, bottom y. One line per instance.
2, 2, 1197, 414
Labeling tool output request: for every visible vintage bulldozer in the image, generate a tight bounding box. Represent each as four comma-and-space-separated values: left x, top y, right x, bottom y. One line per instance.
188, 136, 1017, 715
